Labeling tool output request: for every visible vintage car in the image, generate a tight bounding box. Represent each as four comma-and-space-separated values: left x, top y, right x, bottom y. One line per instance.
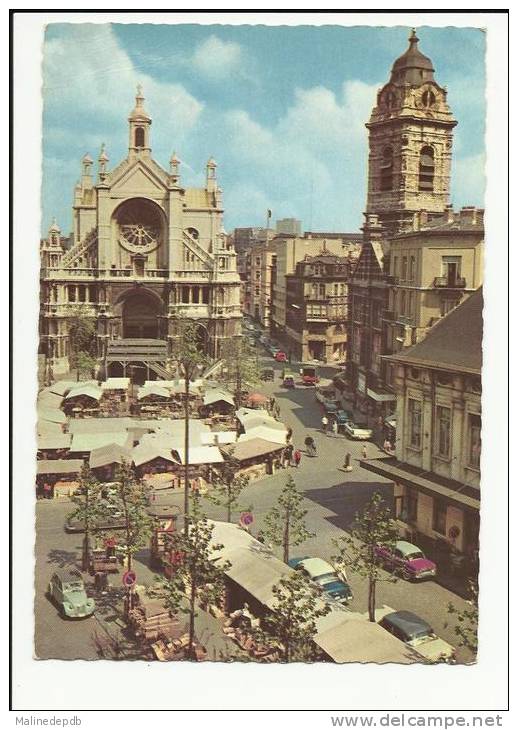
335, 409, 353, 427
260, 367, 275, 382
323, 400, 340, 416
343, 421, 374, 440
288, 556, 353, 605
375, 607, 456, 663
65, 503, 126, 533
315, 383, 336, 404
47, 569, 95, 619
282, 375, 295, 389
375, 540, 437, 581
275, 351, 287, 362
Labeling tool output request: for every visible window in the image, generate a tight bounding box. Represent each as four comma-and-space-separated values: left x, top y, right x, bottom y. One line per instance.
422, 90, 436, 107
255, 272, 260, 280
255, 257, 261, 266
181, 287, 189, 304
433, 499, 447, 535
380, 146, 393, 191
67, 285, 76, 303
441, 296, 461, 316
400, 290, 406, 316
399, 488, 418, 523
407, 291, 413, 317
441, 256, 462, 286
468, 414, 481, 469
408, 399, 422, 449
334, 284, 338, 296
186, 227, 199, 240
255, 287, 260, 297
202, 287, 209, 304
135, 127, 145, 148
418, 146, 435, 191
319, 284, 325, 298
392, 256, 398, 277
435, 406, 451, 459
409, 256, 415, 281
401, 257, 407, 280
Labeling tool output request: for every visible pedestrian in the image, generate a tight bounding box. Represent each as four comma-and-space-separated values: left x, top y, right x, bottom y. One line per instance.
321, 414, 328, 433
383, 438, 392, 453
282, 448, 290, 469
332, 419, 338, 437
293, 449, 302, 468
270, 396, 276, 411
286, 426, 293, 444
362, 444, 368, 460
285, 443, 294, 465
274, 404, 281, 419
343, 452, 352, 471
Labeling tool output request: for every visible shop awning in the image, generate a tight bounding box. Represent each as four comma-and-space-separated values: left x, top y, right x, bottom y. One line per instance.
367, 387, 396, 402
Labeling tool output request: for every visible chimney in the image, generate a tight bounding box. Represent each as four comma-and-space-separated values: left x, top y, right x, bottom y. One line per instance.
419, 210, 429, 228
460, 206, 477, 225
445, 205, 455, 224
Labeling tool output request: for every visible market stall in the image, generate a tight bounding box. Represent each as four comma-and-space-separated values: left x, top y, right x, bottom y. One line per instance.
36, 459, 84, 499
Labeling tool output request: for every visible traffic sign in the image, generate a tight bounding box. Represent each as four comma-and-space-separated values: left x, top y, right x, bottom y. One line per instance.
122, 570, 136, 587
240, 511, 254, 528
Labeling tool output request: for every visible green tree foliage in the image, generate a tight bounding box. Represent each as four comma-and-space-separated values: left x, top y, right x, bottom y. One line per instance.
68, 464, 103, 572
67, 308, 96, 373
207, 452, 251, 523
332, 491, 400, 622
171, 320, 210, 527
75, 351, 97, 381
255, 571, 330, 662
219, 337, 261, 409
263, 475, 315, 564
447, 579, 478, 655
153, 493, 230, 659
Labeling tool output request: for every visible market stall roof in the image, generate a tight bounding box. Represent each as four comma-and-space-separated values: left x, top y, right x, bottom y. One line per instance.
37, 420, 64, 436
65, 384, 103, 402
47, 381, 76, 397
154, 419, 211, 445
37, 407, 67, 425
37, 433, 71, 451
101, 377, 131, 391
173, 446, 224, 465
203, 389, 235, 407
235, 407, 269, 422
200, 431, 238, 446
239, 426, 288, 446
68, 417, 133, 434
132, 442, 178, 467
246, 393, 269, 405
70, 431, 133, 454
137, 384, 171, 400
314, 614, 417, 664
89, 443, 133, 469
220, 438, 284, 462
37, 392, 64, 409
37, 459, 84, 476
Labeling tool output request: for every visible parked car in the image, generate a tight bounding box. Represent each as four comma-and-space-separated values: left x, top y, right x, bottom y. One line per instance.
260, 367, 275, 381
282, 375, 295, 388
275, 351, 287, 362
335, 409, 353, 427
375, 607, 455, 663
65, 505, 126, 533
47, 569, 95, 619
288, 556, 353, 605
300, 364, 319, 385
323, 400, 340, 415
375, 540, 437, 580
343, 421, 374, 440
315, 383, 336, 404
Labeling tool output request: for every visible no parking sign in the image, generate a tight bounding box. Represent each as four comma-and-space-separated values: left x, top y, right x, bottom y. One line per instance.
122, 570, 136, 587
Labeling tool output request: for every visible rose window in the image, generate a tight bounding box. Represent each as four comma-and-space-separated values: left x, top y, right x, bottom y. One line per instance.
115, 198, 163, 254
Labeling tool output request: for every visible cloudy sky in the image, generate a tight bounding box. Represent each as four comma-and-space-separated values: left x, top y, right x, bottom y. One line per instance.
42, 23, 486, 236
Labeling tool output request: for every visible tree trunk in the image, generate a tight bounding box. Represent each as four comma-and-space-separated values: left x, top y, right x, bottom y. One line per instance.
188, 574, 196, 660
283, 507, 291, 564
227, 485, 232, 524
368, 577, 376, 622
81, 533, 90, 573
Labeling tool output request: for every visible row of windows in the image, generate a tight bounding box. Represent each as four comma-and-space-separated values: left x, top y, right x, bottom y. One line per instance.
379, 145, 435, 192
407, 399, 481, 469
392, 254, 416, 281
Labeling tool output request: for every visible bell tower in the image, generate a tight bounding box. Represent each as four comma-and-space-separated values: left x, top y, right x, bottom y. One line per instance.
365, 30, 457, 236
128, 84, 152, 159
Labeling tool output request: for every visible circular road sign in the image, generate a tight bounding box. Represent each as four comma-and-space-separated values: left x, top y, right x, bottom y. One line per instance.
122, 570, 137, 587
240, 512, 254, 528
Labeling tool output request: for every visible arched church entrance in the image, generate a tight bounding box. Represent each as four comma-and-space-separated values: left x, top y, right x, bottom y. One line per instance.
122, 291, 161, 339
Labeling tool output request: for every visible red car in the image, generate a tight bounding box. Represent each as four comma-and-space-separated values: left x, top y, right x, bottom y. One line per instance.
375, 540, 437, 581
275, 351, 287, 362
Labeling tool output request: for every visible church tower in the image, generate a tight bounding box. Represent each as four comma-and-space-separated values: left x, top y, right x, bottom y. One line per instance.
365, 29, 457, 235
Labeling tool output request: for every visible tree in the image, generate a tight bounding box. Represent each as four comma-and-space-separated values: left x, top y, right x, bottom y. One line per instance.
171, 320, 209, 530
446, 579, 478, 655
153, 493, 230, 659
67, 308, 96, 376
207, 452, 251, 523
255, 571, 330, 662
110, 460, 153, 617
75, 351, 97, 381
332, 491, 400, 622
219, 337, 262, 409
262, 475, 315, 564
68, 464, 102, 572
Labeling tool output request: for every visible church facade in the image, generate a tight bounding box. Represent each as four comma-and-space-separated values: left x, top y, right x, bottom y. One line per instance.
39, 87, 242, 379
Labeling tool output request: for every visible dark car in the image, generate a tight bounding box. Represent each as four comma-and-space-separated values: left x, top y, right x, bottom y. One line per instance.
260, 367, 275, 381
377, 608, 455, 663
335, 409, 353, 426
323, 400, 340, 415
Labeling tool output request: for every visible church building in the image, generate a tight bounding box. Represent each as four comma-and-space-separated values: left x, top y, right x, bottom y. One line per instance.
39, 87, 242, 380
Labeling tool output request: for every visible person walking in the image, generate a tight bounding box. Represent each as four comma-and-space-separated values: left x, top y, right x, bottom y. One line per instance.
362, 444, 368, 460
274, 404, 281, 419
321, 414, 329, 433
343, 452, 352, 471
293, 449, 302, 468
331, 419, 338, 437
286, 426, 293, 444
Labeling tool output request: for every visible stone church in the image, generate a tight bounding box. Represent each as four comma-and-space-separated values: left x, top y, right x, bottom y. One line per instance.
40, 87, 242, 380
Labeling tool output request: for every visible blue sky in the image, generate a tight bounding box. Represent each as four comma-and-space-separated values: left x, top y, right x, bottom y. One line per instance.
42, 23, 486, 236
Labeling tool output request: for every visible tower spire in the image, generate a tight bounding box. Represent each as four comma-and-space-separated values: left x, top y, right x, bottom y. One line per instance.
128, 84, 152, 156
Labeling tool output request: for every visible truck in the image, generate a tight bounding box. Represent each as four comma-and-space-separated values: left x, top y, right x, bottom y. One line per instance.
300, 363, 319, 386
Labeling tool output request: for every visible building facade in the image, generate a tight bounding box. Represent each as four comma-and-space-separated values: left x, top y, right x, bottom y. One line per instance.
39, 88, 242, 378
284, 254, 353, 363
362, 289, 482, 560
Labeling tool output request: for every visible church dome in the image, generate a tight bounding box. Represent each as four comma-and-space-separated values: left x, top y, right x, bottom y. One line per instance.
390, 29, 435, 85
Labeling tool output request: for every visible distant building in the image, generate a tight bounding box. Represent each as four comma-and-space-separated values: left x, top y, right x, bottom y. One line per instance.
276, 218, 302, 236
285, 253, 354, 363
362, 289, 482, 561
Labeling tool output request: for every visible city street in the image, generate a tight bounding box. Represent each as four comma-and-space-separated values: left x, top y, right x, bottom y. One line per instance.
34, 348, 474, 664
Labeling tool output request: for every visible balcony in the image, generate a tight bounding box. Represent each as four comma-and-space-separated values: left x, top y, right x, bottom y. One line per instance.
109, 268, 169, 279
433, 276, 466, 289
382, 310, 396, 321
43, 267, 98, 279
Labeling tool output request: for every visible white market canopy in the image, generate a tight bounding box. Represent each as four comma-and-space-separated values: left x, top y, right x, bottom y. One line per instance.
173, 446, 224, 465
65, 384, 103, 402
101, 377, 131, 391
70, 431, 133, 453
203, 389, 235, 407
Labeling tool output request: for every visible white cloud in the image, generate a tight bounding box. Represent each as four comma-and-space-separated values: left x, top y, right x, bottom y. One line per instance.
191, 35, 243, 80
